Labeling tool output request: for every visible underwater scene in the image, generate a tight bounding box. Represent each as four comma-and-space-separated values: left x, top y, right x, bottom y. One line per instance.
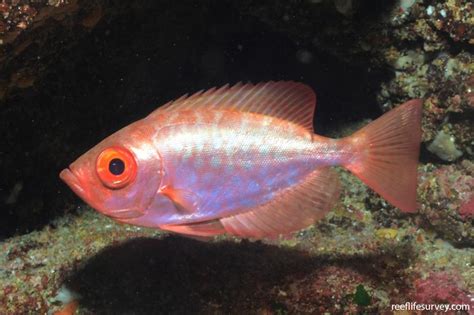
0, 0, 473, 314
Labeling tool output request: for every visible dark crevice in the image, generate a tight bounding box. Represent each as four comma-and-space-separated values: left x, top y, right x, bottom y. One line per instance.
0, 0, 391, 239
425, 19, 474, 55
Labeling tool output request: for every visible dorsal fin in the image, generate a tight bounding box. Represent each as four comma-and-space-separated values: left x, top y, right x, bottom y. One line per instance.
150, 81, 316, 131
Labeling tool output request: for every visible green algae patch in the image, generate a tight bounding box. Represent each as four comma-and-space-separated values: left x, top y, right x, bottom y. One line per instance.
353, 284, 371, 306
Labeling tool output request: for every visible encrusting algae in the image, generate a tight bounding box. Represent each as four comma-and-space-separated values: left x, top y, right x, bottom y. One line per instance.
0, 0, 473, 314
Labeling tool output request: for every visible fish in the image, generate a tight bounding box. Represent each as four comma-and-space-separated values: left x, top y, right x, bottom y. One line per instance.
60, 81, 422, 239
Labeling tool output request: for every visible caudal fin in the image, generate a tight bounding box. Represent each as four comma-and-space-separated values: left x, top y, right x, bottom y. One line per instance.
343, 99, 423, 212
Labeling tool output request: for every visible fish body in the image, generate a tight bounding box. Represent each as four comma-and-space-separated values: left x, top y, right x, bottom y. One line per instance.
60, 81, 422, 238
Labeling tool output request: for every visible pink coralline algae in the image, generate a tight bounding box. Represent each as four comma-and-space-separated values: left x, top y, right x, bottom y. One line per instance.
414, 272, 472, 307
459, 197, 474, 219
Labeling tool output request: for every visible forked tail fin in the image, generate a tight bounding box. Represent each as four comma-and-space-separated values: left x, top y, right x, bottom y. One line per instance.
343, 99, 423, 212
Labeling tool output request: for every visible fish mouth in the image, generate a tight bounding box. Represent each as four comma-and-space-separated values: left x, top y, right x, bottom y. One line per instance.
60, 166, 143, 220
60, 167, 87, 199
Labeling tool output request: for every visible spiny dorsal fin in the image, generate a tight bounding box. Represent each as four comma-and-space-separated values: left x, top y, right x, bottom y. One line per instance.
150, 81, 316, 131
220, 167, 340, 239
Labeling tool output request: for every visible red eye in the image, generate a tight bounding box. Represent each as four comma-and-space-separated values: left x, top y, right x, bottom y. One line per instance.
96, 146, 137, 189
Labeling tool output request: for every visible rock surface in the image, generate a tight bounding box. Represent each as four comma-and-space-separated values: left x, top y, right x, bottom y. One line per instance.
1, 0, 472, 313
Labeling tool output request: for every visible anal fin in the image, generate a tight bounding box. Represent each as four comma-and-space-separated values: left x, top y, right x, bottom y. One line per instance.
220, 167, 340, 239
160, 219, 226, 237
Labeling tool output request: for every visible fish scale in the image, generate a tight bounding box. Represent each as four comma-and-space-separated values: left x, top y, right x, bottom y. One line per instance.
60, 81, 422, 238
153, 110, 318, 222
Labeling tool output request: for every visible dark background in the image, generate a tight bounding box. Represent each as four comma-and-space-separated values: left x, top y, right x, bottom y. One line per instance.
0, 0, 395, 239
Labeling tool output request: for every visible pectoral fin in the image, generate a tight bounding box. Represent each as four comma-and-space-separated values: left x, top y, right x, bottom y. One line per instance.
159, 186, 201, 214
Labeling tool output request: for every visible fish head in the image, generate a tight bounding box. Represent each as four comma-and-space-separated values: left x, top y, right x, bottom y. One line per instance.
60, 123, 163, 220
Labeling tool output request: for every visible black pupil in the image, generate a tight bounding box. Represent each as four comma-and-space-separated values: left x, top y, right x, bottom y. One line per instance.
109, 158, 125, 176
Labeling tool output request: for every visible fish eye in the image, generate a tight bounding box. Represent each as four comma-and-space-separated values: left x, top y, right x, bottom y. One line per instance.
109, 158, 125, 175
96, 146, 137, 189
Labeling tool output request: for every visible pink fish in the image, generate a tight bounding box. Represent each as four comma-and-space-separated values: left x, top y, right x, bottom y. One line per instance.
60, 81, 422, 238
